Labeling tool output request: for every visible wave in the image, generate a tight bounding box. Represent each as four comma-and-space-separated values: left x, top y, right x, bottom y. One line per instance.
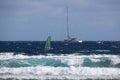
0, 66, 120, 79
0, 52, 120, 68
0, 52, 120, 79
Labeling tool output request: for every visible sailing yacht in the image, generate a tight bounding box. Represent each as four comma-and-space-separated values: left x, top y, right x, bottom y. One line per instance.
64, 7, 83, 43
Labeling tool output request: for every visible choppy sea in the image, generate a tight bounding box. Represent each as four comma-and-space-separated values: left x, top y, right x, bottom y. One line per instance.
0, 41, 120, 80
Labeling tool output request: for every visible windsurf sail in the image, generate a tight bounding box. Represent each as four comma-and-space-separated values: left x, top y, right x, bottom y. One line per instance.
44, 36, 51, 52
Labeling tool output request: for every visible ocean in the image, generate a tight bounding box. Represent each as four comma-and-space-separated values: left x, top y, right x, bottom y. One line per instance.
0, 41, 120, 80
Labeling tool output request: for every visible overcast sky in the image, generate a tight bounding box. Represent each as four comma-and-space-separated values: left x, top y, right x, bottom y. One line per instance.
0, 0, 120, 41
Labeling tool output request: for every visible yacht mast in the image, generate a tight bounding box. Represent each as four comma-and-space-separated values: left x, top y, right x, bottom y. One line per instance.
66, 6, 70, 40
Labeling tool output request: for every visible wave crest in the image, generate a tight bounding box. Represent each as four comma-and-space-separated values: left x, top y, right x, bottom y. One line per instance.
0, 52, 120, 68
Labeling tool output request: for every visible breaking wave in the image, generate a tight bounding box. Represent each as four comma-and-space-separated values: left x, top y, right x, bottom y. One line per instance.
0, 52, 120, 79
0, 53, 120, 68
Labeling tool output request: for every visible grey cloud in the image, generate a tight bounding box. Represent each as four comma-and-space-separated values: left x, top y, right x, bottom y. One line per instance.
0, 0, 120, 40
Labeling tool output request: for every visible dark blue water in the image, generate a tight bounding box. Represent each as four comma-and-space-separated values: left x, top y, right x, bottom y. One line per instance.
0, 41, 120, 55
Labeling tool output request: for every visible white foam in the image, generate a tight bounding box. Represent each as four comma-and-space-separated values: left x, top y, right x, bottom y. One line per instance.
0, 66, 120, 79
0, 52, 45, 60
0, 52, 14, 60
0, 52, 119, 59
108, 55, 120, 65
60, 56, 84, 66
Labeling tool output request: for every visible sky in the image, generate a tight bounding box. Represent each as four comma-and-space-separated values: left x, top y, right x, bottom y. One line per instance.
0, 0, 120, 41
